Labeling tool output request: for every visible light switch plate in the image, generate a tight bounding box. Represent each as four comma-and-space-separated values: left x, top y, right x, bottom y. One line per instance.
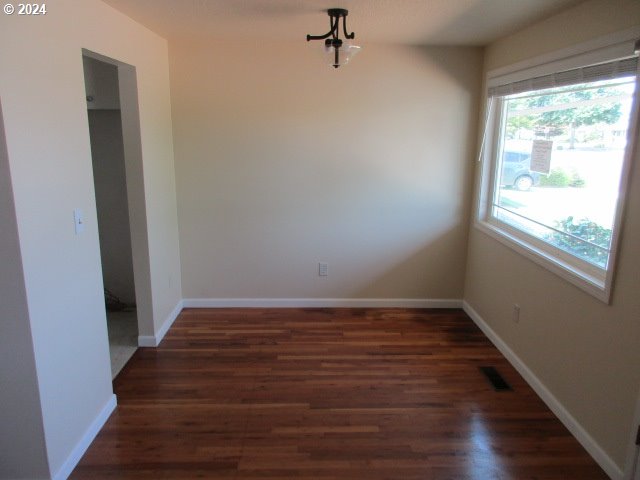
74, 209, 85, 234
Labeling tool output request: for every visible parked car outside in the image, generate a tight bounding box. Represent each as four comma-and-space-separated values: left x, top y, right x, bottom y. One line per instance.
500, 150, 541, 191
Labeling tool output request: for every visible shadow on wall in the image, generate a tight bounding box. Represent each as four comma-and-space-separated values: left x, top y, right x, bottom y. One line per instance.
353, 225, 469, 298
418, 1, 569, 45
411, 45, 484, 91
340, 46, 481, 300
171, 40, 482, 299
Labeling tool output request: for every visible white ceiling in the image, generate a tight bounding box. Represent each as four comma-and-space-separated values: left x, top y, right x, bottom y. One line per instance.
102, 0, 584, 46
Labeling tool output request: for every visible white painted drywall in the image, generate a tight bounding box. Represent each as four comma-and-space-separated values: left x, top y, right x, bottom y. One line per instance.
171, 40, 482, 301
88, 109, 136, 305
0, 102, 50, 479
464, 0, 640, 472
115, 63, 156, 339
83, 56, 120, 110
0, 0, 181, 476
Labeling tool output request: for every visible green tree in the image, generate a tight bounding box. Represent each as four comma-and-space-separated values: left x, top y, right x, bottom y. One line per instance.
507, 87, 623, 147
505, 97, 535, 140
505, 113, 535, 139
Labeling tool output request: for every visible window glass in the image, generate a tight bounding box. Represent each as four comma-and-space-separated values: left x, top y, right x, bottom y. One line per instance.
491, 77, 636, 270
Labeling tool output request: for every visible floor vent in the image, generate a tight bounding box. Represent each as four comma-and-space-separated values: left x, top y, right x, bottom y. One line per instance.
479, 366, 512, 391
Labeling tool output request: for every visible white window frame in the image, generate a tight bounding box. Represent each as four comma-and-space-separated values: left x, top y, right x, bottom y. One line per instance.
475, 28, 640, 303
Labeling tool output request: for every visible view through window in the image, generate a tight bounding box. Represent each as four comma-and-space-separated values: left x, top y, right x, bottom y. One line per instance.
491, 76, 637, 271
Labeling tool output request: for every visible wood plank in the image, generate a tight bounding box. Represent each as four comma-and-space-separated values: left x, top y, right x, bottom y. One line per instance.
71, 308, 608, 479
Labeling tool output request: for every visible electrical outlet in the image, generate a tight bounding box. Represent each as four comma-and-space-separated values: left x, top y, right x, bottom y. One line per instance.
318, 262, 328, 277
513, 304, 520, 323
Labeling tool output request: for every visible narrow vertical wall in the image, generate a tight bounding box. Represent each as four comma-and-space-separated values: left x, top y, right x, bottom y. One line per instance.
88, 109, 136, 305
116, 63, 156, 339
0, 103, 50, 479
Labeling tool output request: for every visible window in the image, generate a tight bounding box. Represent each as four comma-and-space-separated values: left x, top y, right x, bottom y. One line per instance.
477, 40, 639, 302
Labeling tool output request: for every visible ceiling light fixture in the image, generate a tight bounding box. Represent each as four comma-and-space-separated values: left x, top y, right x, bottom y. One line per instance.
306, 8, 360, 69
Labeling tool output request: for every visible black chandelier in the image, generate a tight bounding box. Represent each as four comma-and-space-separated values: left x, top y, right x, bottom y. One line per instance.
306, 8, 361, 68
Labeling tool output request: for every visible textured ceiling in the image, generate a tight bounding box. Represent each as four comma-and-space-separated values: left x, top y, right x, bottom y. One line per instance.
102, 0, 584, 46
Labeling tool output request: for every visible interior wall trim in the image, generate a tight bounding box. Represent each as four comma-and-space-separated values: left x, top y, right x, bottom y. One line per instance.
182, 298, 463, 309
52, 394, 117, 480
138, 299, 184, 347
136, 296, 462, 354
137, 297, 461, 349
462, 300, 622, 480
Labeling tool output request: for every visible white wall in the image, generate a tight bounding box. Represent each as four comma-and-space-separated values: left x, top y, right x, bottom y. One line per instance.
171, 40, 482, 302
88, 109, 136, 305
83, 56, 120, 110
0, 103, 49, 479
464, 0, 640, 475
0, 0, 181, 476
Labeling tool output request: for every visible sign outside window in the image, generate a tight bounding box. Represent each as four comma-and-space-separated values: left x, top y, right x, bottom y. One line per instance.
530, 140, 553, 174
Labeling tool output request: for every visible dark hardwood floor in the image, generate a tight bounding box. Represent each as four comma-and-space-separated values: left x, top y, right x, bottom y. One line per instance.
72, 308, 608, 479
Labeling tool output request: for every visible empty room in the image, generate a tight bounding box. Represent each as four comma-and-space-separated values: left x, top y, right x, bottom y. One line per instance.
1, 1, 640, 479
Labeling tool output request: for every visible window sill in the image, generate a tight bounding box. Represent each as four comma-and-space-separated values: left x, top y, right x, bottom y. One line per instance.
474, 220, 611, 304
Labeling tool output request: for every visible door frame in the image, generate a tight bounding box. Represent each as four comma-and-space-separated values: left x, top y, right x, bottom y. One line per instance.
82, 49, 155, 345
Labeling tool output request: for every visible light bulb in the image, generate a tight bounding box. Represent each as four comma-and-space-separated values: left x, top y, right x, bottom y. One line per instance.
323, 41, 361, 69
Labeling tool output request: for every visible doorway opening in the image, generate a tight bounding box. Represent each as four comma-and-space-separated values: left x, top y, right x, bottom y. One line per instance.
82, 53, 144, 379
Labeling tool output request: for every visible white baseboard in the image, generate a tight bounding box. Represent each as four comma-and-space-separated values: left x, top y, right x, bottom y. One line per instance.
137, 335, 157, 347
462, 300, 622, 480
182, 298, 462, 309
138, 300, 184, 347
52, 394, 117, 480
137, 298, 458, 346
